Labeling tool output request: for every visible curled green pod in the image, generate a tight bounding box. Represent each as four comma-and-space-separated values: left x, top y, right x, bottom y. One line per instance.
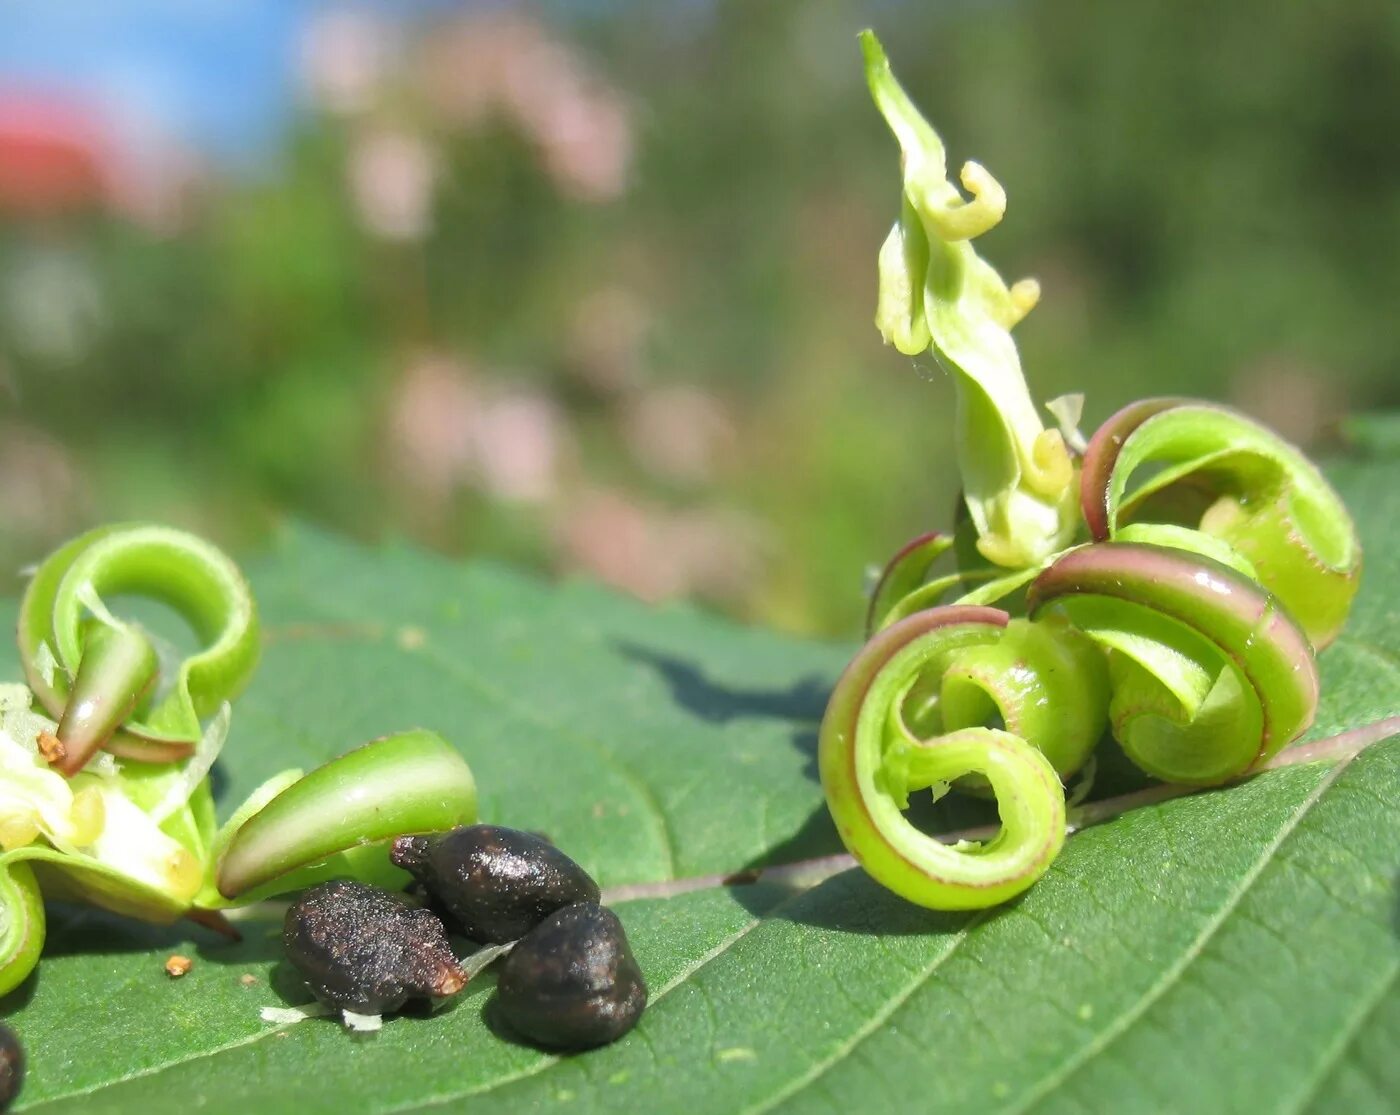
1080, 398, 1361, 647
0, 860, 44, 999
866, 533, 967, 636
214, 729, 477, 901
1028, 542, 1319, 785
819, 605, 1071, 910
867, 526, 1055, 637
938, 616, 1109, 785
18, 524, 260, 768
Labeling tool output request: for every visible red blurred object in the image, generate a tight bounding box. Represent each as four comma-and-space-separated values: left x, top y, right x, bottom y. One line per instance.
0, 92, 115, 216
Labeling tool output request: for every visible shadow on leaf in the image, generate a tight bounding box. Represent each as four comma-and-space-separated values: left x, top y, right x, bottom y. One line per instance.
479, 995, 569, 1056
756, 867, 981, 937
617, 641, 830, 781
1392, 870, 1400, 943
616, 642, 831, 727
40, 902, 281, 966
0, 902, 287, 1011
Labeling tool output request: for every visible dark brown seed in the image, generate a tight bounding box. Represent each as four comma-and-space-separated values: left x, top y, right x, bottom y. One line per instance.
495, 903, 647, 1050
391, 826, 600, 944
0, 1022, 23, 1112
283, 879, 466, 1015
401, 879, 460, 932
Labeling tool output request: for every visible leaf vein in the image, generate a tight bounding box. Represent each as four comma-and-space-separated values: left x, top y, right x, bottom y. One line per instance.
997, 760, 1347, 1115
390, 888, 815, 1112
736, 911, 990, 1115
1288, 956, 1400, 1113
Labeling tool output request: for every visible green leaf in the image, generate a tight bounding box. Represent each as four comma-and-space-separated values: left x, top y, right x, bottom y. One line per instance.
2, 458, 1399, 1113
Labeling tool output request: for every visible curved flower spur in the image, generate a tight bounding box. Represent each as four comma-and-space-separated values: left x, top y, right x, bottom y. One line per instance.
0, 524, 477, 996
820, 32, 1360, 912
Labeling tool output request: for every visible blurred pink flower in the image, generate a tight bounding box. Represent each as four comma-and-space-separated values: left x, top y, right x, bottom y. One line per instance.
0, 92, 198, 233
300, 10, 397, 116
0, 423, 87, 538
1230, 354, 1340, 447
347, 127, 438, 241
622, 385, 736, 486
417, 12, 632, 202
556, 488, 662, 596
386, 354, 475, 500
387, 354, 567, 505
0, 95, 108, 216
508, 42, 631, 203
556, 487, 762, 604
467, 389, 567, 503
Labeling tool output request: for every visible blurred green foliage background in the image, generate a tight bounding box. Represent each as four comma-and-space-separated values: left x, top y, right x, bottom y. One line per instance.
1, 0, 1397, 636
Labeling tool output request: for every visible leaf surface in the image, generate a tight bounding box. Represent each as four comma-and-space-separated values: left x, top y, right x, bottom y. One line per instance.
3, 459, 1399, 1113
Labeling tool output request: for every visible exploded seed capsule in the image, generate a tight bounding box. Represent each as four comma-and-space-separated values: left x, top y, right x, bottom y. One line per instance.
391, 825, 600, 944
495, 902, 647, 1050
283, 879, 466, 1015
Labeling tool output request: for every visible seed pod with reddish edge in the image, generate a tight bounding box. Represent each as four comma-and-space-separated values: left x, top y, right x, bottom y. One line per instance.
283, 880, 466, 1015
391, 825, 599, 944
0, 1022, 22, 1112
495, 903, 647, 1050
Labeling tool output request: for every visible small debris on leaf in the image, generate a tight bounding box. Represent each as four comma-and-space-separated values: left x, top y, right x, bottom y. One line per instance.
342, 1010, 383, 1033
164, 954, 194, 978
261, 1004, 332, 1026
495, 902, 647, 1050
391, 825, 600, 943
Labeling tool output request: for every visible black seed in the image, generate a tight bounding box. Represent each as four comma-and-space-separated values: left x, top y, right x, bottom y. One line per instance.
283, 879, 466, 1015
0, 1022, 23, 1112
495, 903, 647, 1050
391, 825, 600, 944
401, 879, 453, 925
